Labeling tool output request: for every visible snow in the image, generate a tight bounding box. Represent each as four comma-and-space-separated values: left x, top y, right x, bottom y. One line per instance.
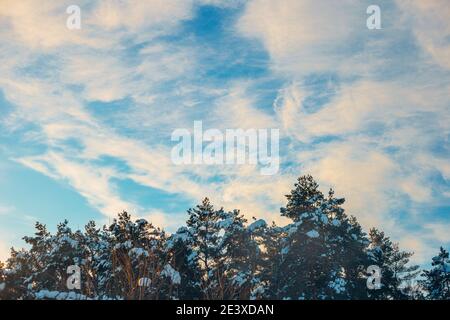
250, 285, 265, 300
306, 230, 319, 238
135, 219, 147, 227
60, 236, 78, 248
441, 262, 450, 273
331, 219, 341, 227
299, 212, 310, 221
129, 247, 149, 258
233, 273, 247, 286
217, 218, 234, 229
247, 219, 266, 232
161, 264, 181, 285
34, 290, 118, 300
166, 227, 191, 249
35, 290, 88, 300
114, 240, 133, 250
328, 277, 347, 294
287, 226, 297, 236
187, 251, 197, 263
367, 247, 383, 263
4, 268, 17, 275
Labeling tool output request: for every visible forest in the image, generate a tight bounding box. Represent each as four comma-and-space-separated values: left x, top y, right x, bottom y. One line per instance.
0, 175, 448, 300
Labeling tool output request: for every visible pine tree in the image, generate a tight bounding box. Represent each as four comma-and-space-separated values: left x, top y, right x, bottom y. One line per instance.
1, 248, 34, 299
107, 211, 172, 299
184, 198, 259, 299
166, 226, 202, 299
281, 175, 324, 222
323, 190, 370, 299
214, 209, 258, 299
256, 221, 286, 299
278, 175, 335, 299
278, 176, 371, 299
367, 228, 420, 299
82, 220, 109, 298
421, 247, 450, 299
185, 198, 223, 299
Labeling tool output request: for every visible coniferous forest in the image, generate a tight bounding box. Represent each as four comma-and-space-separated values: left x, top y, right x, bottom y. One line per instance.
0, 176, 449, 300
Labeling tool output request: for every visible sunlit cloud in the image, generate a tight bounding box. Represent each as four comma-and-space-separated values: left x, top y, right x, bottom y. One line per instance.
0, 0, 448, 266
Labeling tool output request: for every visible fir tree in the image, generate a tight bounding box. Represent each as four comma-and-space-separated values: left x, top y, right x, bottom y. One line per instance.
186, 198, 223, 299
323, 190, 370, 299
166, 226, 202, 299
279, 175, 335, 299
279, 176, 370, 299
421, 247, 450, 299
367, 228, 420, 299
107, 211, 171, 299
256, 222, 286, 299
184, 198, 259, 299
214, 209, 258, 299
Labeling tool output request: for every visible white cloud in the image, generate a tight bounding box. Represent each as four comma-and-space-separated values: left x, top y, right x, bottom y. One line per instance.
237, 0, 450, 264
213, 82, 277, 129
300, 141, 396, 228
0, 0, 449, 267
397, 0, 450, 70
0, 0, 194, 49
423, 223, 450, 243
17, 152, 136, 218
238, 0, 364, 75
90, 0, 194, 33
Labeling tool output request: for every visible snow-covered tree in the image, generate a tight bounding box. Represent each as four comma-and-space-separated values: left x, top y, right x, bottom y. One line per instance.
277, 176, 370, 299
322, 190, 370, 299
421, 247, 450, 299
185, 198, 223, 299
214, 209, 259, 299
254, 221, 286, 299
367, 228, 420, 299
165, 226, 202, 299
106, 211, 173, 299
184, 198, 260, 299
0, 174, 440, 300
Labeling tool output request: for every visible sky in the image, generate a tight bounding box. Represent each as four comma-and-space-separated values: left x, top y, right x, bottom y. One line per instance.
0, 0, 449, 266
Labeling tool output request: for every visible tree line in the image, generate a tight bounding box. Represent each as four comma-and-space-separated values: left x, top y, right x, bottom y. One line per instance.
0, 175, 448, 300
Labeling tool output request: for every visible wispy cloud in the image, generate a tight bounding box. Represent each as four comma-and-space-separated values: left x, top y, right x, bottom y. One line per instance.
0, 0, 448, 265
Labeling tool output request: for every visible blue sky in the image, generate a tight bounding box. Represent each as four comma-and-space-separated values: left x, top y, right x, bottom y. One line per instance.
0, 0, 449, 265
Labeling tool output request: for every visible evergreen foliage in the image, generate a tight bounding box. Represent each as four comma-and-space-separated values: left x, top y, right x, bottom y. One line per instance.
0, 176, 445, 300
